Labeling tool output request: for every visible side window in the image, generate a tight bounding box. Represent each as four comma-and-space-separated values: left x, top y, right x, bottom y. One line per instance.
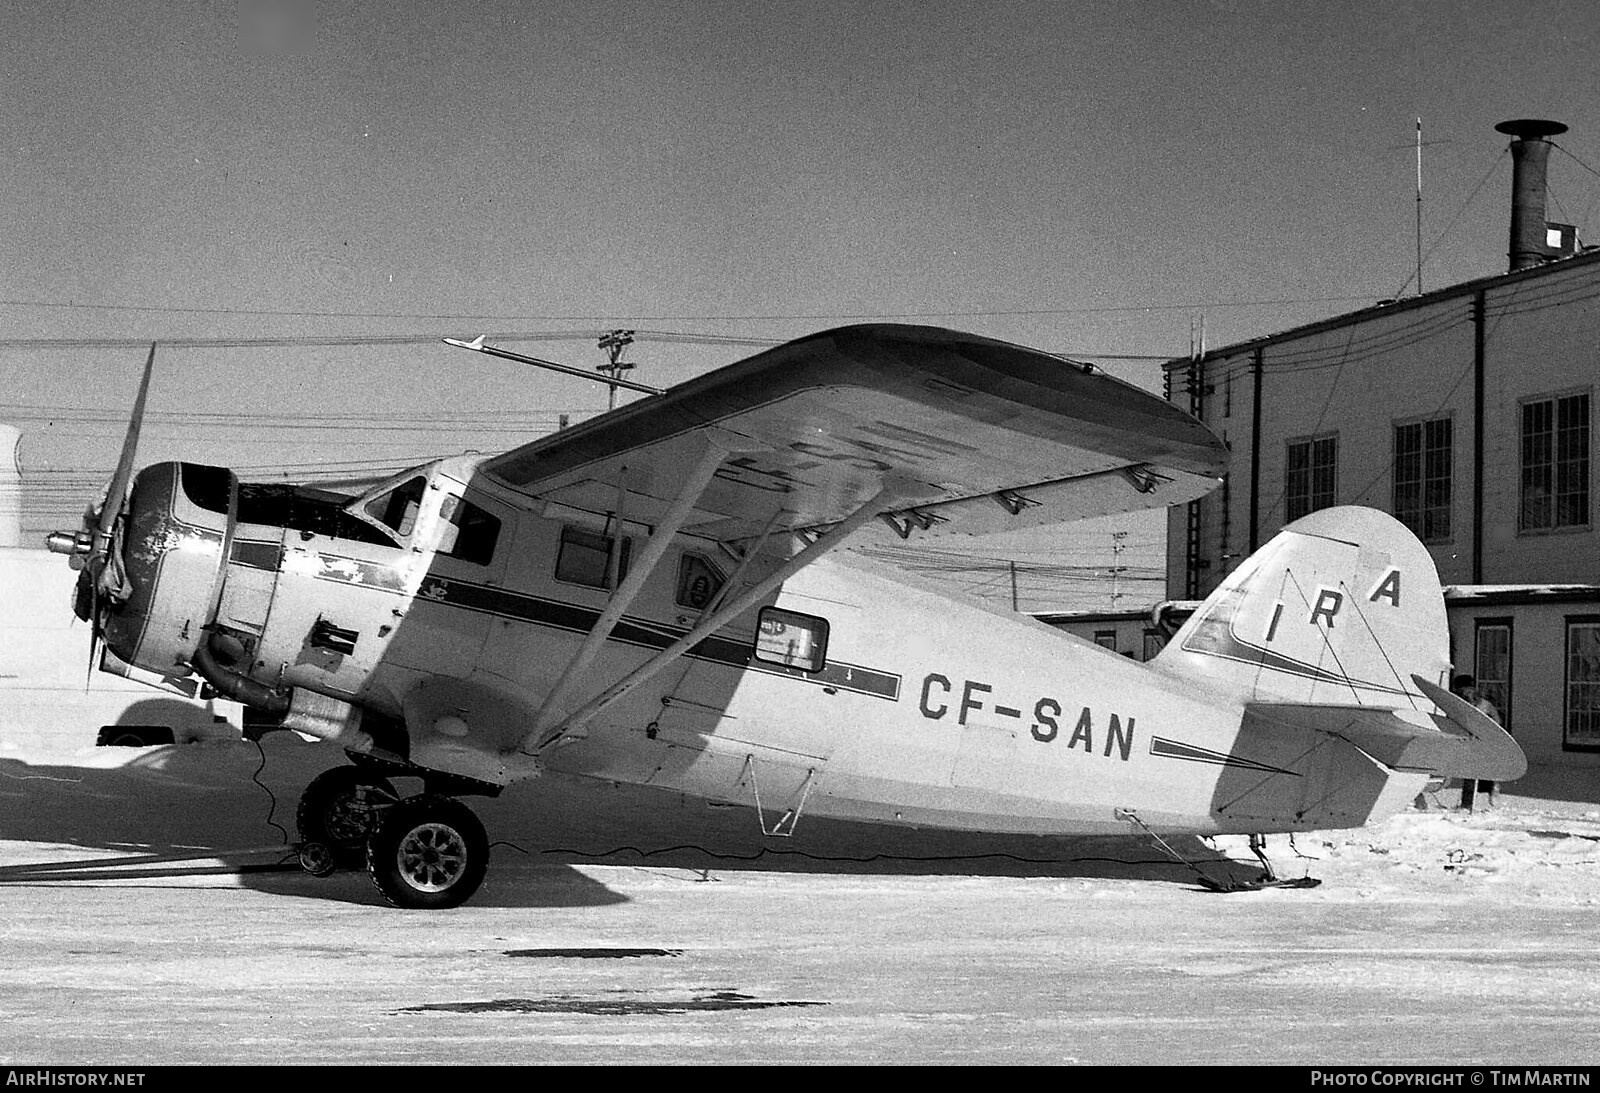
1565, 617, 1600, 751
754, 607, 829, 673
437, 494, 501, 566
676, 552, 725, 610
1520, 393, 1590, 532
1474, 619, 1512, 733
555, 525, 631, 589
1393, 417, 1453, 542
1286, 434, 1338, 521
364, 476, 427, 537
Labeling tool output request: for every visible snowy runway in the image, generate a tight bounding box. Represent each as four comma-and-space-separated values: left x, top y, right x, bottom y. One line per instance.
3, 765, 1600, 1065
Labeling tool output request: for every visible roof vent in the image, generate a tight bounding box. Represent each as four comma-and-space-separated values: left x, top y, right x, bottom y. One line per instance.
1495, 118, 1576, 271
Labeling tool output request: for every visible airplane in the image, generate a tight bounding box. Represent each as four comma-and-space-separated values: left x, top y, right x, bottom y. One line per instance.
43, 324, 1525, 908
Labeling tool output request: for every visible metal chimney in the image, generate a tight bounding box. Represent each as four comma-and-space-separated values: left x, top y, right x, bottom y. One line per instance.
1495, 118, 1568, 272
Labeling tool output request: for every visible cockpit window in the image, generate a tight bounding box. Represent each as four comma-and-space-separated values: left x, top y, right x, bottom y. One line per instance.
363, 476, 427, 536
437, 494, 501, 565
236, 483, 398, 546
555, 525, 631, 589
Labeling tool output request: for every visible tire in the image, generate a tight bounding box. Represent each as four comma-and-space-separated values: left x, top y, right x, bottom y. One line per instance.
296, 766, 397, 867
366, 795, 489, 910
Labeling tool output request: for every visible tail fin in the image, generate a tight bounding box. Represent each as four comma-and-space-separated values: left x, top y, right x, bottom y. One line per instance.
1154, 507, 1524, 812
1155, 506, 1449, 707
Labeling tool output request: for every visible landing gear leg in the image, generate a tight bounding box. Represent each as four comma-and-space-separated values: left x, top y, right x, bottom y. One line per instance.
1249, 833, 1278, 883
365, 794, 489, 909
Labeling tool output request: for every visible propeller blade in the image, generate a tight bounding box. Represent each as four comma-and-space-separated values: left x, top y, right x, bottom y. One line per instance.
86, 577, 99, 692
95, 342, 157, 543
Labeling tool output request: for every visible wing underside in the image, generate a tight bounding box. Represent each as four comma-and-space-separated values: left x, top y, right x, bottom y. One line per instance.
481, 324, 1226, 545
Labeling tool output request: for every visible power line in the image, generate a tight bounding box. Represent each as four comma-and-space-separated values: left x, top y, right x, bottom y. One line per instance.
0, 329, 1181, 361
0, 330, 596, 351
1554, 142, 1600, 183
0, 292, 1388, 324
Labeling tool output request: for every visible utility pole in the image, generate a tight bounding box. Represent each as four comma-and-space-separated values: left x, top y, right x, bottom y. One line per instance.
597, 329, 636, 411
1110, 531, 1128, 607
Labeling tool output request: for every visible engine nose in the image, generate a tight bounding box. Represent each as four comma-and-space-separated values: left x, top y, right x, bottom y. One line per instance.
101, 461, 237, 675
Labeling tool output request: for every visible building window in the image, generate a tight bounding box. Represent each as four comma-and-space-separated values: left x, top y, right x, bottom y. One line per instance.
1142, 629, 1165, 662
1520, 393, 1590, 532
1393, 418, 1452, 542
1286, 435, 1337, 522
1094, 630, 1118, 651
1474, 619, 1512, 732
1565, 617, 1600, 751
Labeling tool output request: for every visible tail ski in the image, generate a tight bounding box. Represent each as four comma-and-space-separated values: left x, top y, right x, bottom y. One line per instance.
1155, 506, 1524, 783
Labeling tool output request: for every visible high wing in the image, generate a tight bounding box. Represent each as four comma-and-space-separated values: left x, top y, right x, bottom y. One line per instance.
481, 324, 1226, 544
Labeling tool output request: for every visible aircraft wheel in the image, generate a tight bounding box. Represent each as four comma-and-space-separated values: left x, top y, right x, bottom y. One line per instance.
297, 841, 337, 878
366, 795, 489, 910
296, 766, 397, 868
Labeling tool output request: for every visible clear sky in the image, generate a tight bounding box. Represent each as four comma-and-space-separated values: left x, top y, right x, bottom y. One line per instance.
4, 1, 1598, 608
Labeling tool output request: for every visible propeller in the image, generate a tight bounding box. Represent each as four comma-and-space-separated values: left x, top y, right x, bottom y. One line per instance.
46, 343, 158, 684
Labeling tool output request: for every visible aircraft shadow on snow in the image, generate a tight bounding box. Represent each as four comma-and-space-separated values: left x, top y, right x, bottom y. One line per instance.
0, 733, 1267, 909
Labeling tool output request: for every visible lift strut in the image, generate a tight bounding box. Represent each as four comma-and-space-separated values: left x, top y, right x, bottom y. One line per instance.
520, 479, 912, 755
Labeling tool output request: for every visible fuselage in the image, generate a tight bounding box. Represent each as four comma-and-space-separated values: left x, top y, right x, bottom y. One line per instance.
102, 454, 1425, 841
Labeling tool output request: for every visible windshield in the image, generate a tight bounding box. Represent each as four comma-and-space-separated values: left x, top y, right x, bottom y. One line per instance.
236, 483, 400, 546
363, 476, 427, 536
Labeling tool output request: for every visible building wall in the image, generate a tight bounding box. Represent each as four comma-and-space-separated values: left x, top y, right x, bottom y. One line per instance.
0, 425, 20, 548
1165, 252, 1600, 780
1447, 595, 1600, 777
1171, 252, 1600, 601
1038, 612, 1167, 661
1479, 262, 1600, 583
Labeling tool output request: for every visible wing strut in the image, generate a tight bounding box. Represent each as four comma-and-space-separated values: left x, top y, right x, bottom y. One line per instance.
525, 440, 732, 743
702, 507, 786, 618
518, 479, 912, 755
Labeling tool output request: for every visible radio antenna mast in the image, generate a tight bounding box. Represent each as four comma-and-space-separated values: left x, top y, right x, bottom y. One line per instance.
1415, 117, 1424, 295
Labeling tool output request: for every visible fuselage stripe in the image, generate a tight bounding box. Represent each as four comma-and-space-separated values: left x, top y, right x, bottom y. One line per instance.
414, 574, 902, 701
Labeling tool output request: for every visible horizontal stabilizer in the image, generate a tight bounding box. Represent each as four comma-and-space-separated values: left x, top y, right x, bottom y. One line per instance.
1244, 673, 1526, 783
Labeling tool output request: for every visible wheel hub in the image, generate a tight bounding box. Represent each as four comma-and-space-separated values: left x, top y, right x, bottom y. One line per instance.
325, 795, 374, 844
397, 823, 468, 892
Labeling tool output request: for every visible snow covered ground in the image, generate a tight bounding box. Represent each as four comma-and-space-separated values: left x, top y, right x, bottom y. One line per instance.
3, 740, 1600, 1065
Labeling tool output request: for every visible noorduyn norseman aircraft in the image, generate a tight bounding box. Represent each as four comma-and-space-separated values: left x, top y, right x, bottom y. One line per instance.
46, 325, 1524, 908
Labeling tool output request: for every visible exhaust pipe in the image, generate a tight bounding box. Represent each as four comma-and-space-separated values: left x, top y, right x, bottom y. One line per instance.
1495, 118, 1568, 272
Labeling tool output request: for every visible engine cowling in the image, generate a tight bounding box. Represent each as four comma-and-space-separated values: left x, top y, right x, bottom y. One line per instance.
101, 461, 236, 676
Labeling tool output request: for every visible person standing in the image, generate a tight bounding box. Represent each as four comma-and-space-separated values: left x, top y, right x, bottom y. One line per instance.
1453, 674, 1502, 810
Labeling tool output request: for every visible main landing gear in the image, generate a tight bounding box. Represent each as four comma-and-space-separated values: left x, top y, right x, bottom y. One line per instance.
295, 764, 491, 909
